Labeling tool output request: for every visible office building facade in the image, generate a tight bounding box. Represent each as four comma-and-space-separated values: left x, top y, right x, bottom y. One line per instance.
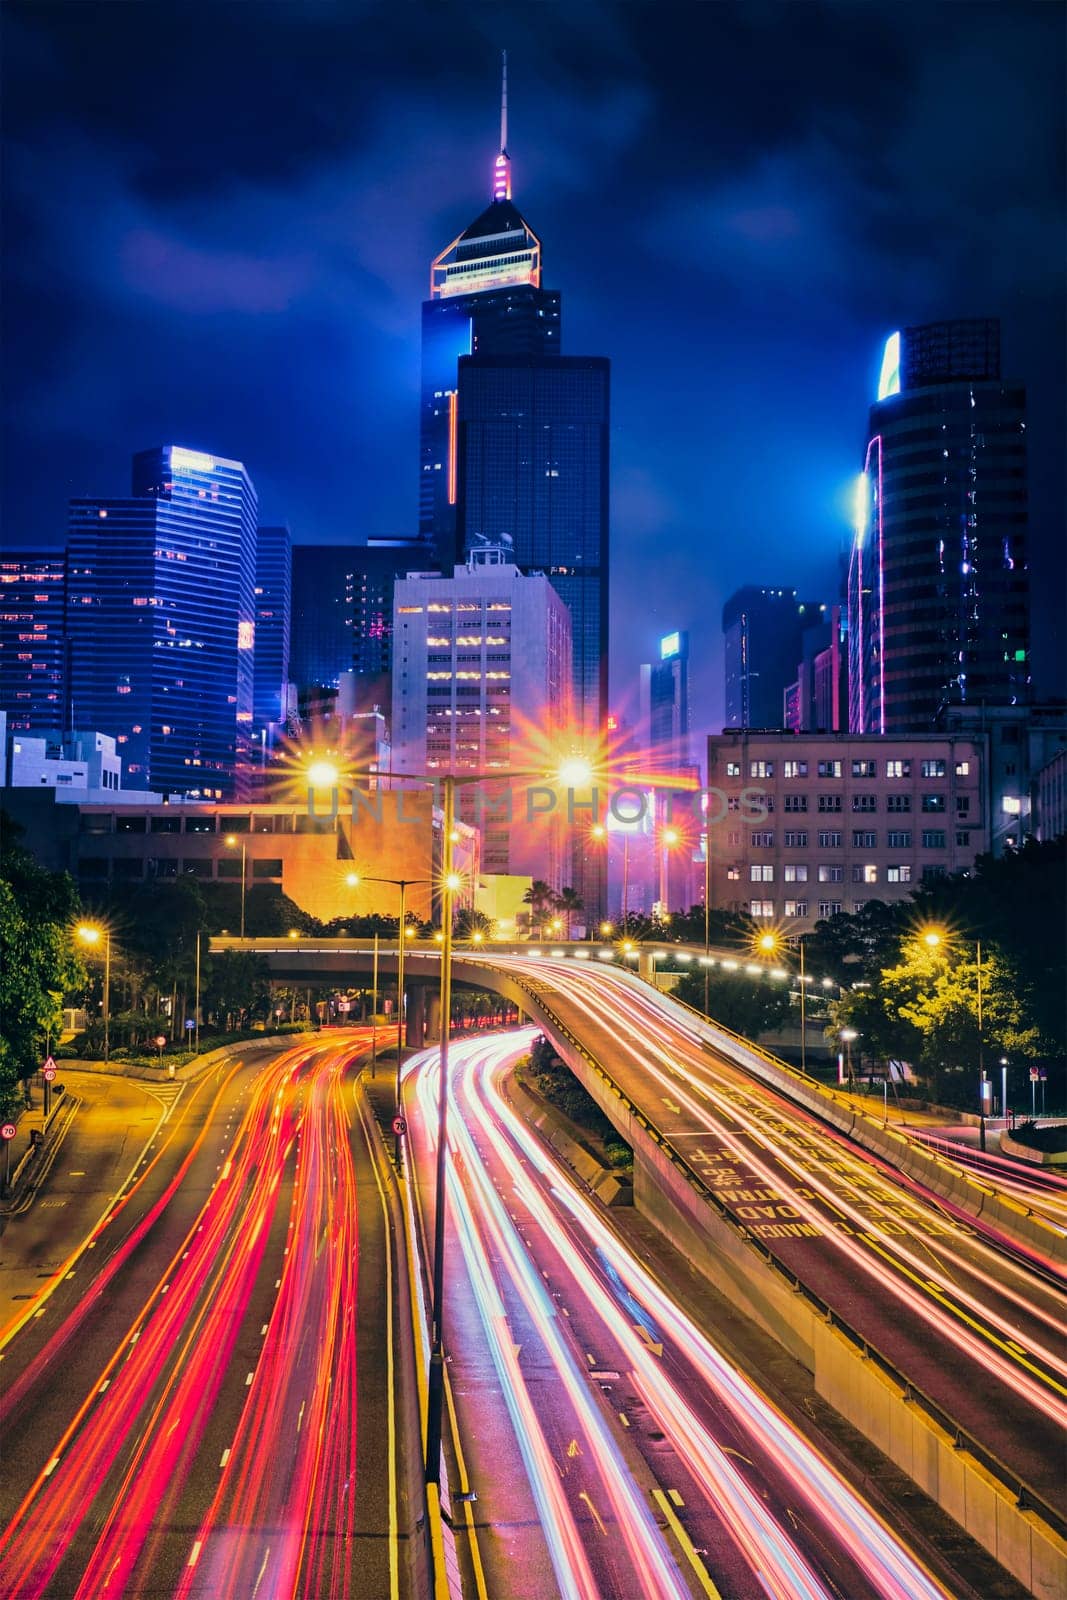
640, 631, 690, 768
391, 549, 572, 880
706, 729, 986, 932
67, 445, 257, 798
0, 550, 67, 733
420, 74, 561, 567
252, 525, 292, 753
849, 320, 1030, 735
723, 588, 826, 729
455, 353, 610, 742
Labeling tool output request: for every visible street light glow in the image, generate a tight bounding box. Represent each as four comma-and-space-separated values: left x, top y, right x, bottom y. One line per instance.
76, 923, 102, 945
557, 755, 593, 789
306, 759, 340, 789
345, 872, 360, 888
444, 872, 463, 892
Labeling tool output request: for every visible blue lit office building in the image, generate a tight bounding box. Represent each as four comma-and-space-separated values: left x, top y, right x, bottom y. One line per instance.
66, 445, 257, 797
420, 67, 561, 569
252, 524, 292, 754
455, 354, 610, 741
849, 320, 1030, 735
0, 550, 67, 733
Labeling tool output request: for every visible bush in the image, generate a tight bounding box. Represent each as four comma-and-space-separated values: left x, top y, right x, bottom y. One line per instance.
1009, 1120, 1067, 1154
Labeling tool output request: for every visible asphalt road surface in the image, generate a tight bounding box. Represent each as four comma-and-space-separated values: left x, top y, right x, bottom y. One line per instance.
0, 1034, 421, 1600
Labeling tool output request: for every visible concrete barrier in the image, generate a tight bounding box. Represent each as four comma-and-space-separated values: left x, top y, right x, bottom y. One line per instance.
504, 1070, 632, 1207
1001, 1132, 1067, 1168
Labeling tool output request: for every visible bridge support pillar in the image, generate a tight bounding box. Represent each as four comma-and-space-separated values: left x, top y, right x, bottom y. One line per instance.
425, 992, 442, 1044
405, 983, 426, 1048
638, 951, 655, 983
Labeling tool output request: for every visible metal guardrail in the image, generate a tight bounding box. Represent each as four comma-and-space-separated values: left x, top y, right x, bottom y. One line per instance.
498, 966, 1067, 1544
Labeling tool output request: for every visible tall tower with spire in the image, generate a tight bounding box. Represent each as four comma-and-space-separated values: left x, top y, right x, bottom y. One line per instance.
419, 54, 561, 566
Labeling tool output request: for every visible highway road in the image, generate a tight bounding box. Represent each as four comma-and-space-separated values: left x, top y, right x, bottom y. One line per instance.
466, 957, 1067, 1521
403, 1028, 970, 1600
0, 1034, 419, 1600
906, 1127, 1067, 1230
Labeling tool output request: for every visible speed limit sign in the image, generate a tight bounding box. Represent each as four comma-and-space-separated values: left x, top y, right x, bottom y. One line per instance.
392, 1115, 407, 1137
0, 1122, 16, 1142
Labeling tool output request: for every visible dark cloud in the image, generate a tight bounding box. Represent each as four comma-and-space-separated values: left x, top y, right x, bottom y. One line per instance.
3, 0, 1064, 730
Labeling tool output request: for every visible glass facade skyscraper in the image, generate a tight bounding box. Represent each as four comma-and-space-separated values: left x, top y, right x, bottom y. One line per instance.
455, 354, 610, 741
252, 524, 292, 750
722, 587, 824, 729
421, 205, 561, 568
66, 445, 257, 797
0, 550, 67, 733
848, 319, 1030, 734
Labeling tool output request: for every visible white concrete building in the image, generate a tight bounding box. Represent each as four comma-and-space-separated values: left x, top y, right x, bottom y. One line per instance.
3, 722, 133, 802
706, 730, 987, 932
392, 549, 572, 881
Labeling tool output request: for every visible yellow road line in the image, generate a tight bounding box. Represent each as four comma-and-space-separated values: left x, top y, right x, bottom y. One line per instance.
864, 1236, 1067, 1399
652, 1488, 723, 1598
357, 1083, 400, 1600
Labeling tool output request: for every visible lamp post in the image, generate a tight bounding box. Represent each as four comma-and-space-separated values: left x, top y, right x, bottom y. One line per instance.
841, 1027, 858, 1090
923, 927, 988, 1151
307, 749, 595, 1494
346, 871, 433, 1164
703, 826, 712, 1016
999, 1056, 1009, 1128
658, 825, 680, 918
225, 833, 247, 939
76, 923, 111, 1063
194, 930, 202, 1055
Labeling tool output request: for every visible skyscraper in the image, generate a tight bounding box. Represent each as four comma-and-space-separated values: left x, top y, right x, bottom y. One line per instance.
456, 353, 610, 741
252, 524, 292, 753
0, 551, 67, 733
722, 588, 824, 728
640, 631, 690, 767
419, 56, 561, 567
66, 445, 257, 797
848, 319, 1030, 735
289, 546, 357, 705
392, 547, 572, 881
289, 539, 430, 717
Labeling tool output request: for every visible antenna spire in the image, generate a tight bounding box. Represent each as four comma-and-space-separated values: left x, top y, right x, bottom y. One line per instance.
493, 50, 511, 201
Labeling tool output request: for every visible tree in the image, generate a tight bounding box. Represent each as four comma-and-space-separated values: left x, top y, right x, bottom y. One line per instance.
0, 819, 83, 1116
555, 886, 583, 938
522, 880, 556, 939
204, 950, 271, 1030
455, 907, 493, 940
674, 967, 791, 1040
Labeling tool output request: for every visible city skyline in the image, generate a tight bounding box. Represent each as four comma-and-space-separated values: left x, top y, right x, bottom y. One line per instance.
3, 2, 1064, 734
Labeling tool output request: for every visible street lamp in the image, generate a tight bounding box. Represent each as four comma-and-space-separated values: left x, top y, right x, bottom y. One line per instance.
920, 924, 988, 1150
346, 870, 434, 1164
76, 922, 112, 1063
840, 1027, 859, 1091
304, 749, 593, 1492
657, 824, 681, 916
224, 833, 247, 939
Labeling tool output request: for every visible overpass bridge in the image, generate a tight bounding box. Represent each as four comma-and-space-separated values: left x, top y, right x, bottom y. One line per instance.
213, 936, 1067, 1592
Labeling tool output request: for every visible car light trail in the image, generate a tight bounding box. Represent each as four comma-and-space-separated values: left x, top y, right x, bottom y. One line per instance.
407, 1030, 958, 1600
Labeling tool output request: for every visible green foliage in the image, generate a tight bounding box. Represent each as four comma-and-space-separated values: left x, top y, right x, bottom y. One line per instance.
0, 818, 83, 1117
673, 967, 791, 1040
455, 907, 493, 939
204, 950, 271, 1028
1008, 1121, 1067, 1154
527, 1035, 632, 1167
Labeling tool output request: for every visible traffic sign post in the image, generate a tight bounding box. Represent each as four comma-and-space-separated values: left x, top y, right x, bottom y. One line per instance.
392, 1115, 407, 1138
1, 1121, 16, 1193
41, 1054, 57, 1118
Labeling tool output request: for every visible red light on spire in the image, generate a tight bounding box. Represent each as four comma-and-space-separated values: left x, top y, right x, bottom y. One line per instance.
493, 49, 512, 200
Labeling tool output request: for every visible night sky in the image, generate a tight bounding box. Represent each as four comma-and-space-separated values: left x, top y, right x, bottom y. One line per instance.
3, 1, 1064, 732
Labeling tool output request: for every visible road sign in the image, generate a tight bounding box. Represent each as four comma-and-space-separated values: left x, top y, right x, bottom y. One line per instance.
392, 1115, 407, 1137
0, 1123, 16, 1141
153, 1034, 167, 1049
42, 1065, 57, 1082
1030, 1067, 1040, 1081
185, 1019, 196, 1031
